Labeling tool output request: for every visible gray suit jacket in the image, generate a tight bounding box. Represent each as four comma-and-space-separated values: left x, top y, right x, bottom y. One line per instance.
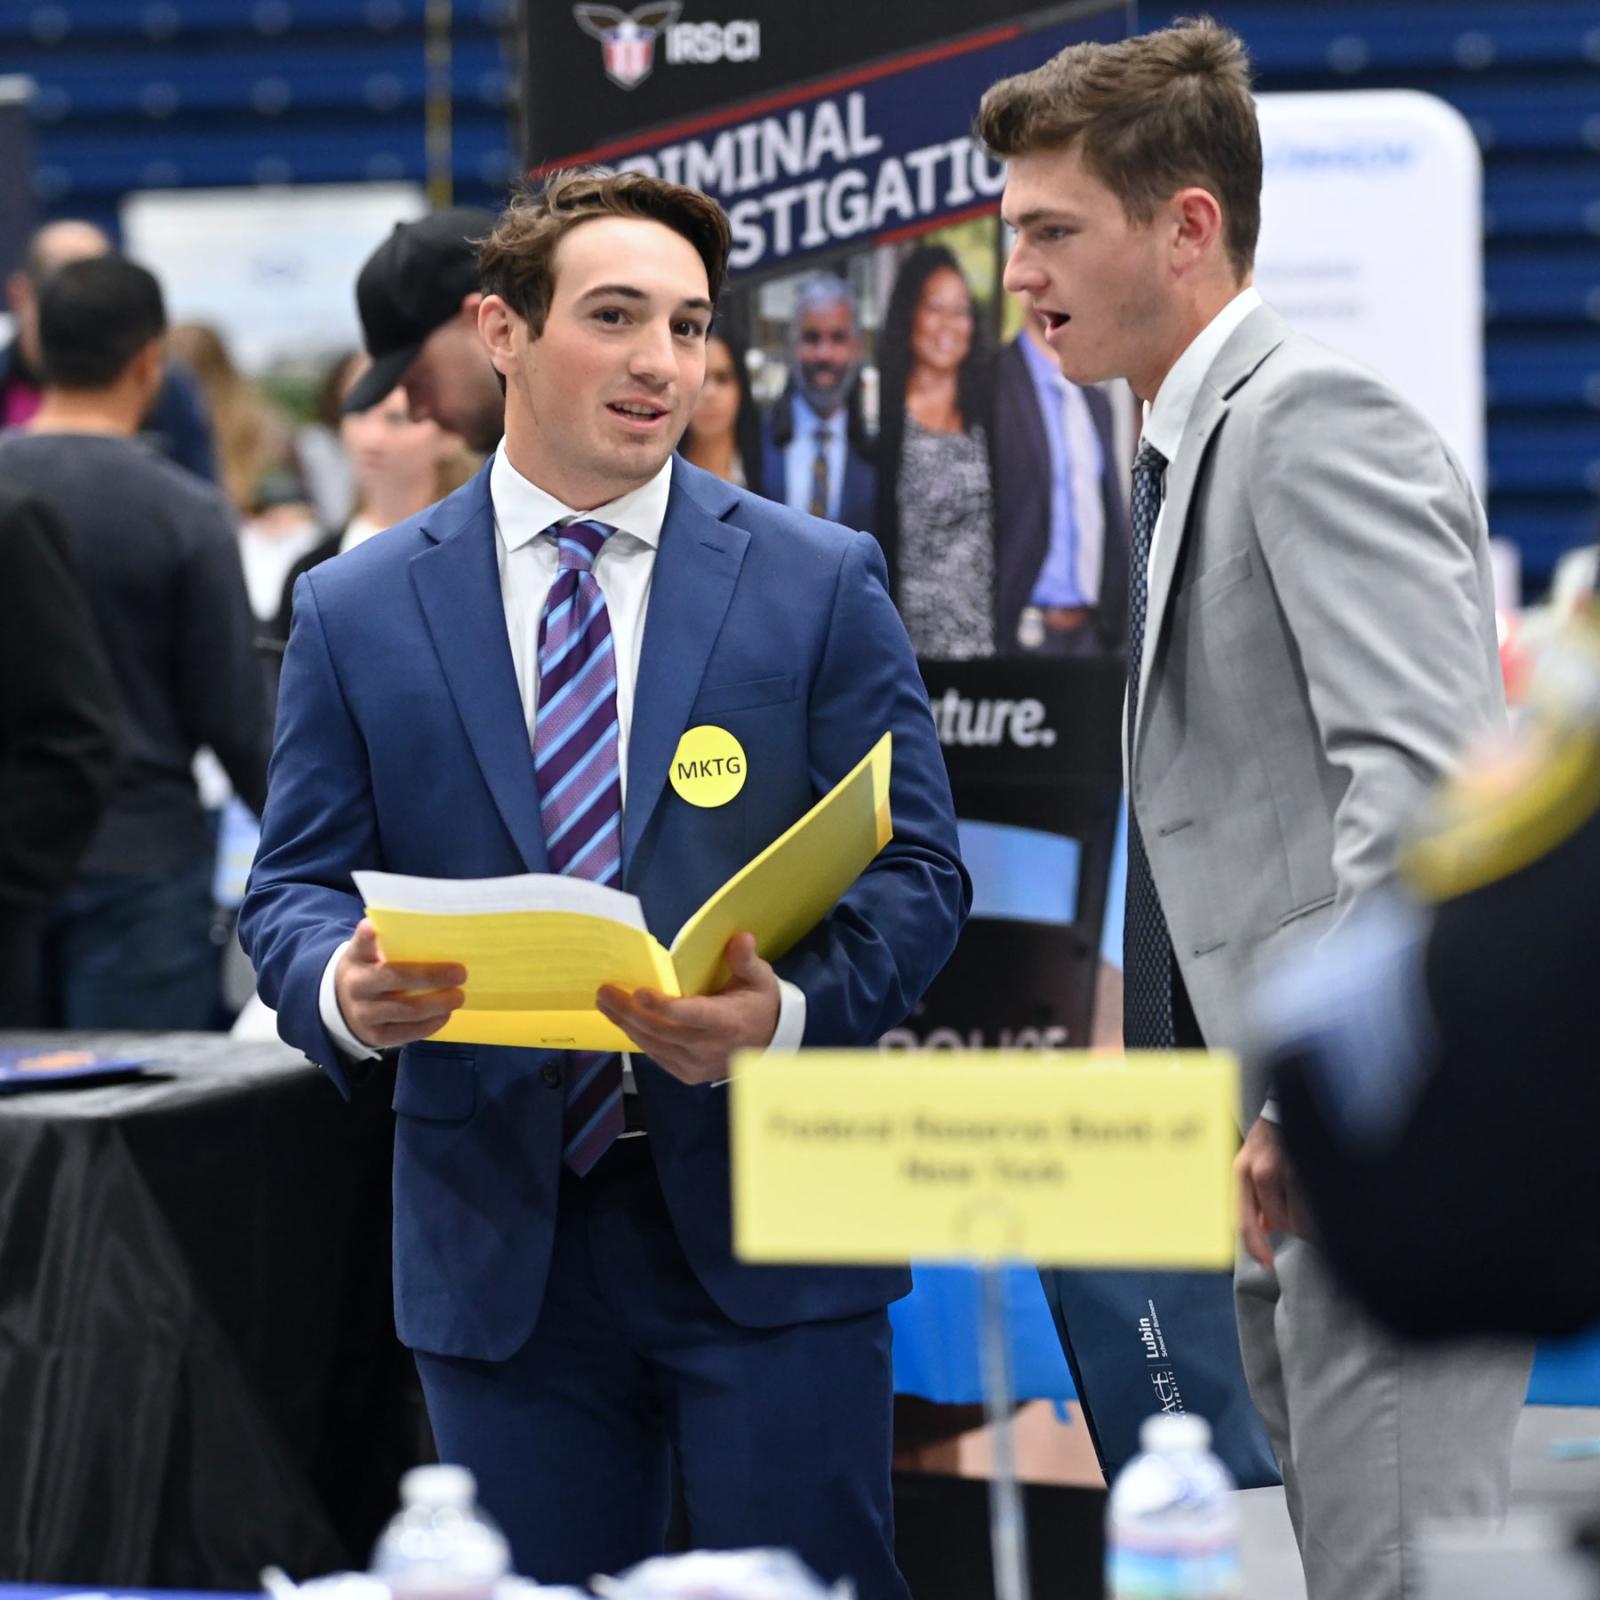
1131, 304, 1503, 1116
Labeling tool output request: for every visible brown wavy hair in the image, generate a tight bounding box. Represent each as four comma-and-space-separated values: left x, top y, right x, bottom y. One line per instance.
977, 16, 1262, 280
478, 167, 732, 337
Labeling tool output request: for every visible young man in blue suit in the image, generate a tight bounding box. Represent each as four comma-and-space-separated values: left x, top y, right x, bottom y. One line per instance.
240, 170, 967, 1595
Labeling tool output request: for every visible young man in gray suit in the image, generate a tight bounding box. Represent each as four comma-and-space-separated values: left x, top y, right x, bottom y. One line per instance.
982, 20, 1529, 1600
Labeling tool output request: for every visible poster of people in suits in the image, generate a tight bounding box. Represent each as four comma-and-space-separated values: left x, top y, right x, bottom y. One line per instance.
703, 228, 1134, 664
524, 2, 1135, 667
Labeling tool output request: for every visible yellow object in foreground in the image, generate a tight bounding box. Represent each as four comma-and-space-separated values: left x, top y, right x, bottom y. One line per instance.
730, 1051, 1239, 1268
359, 732, 893, 1051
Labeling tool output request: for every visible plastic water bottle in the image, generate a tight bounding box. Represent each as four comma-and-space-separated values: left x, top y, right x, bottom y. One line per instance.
1106, 1414, 1242, 1599
370, 1465, 512, 1600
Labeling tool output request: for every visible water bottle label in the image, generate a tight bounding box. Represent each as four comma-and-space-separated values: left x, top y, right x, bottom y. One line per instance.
1107, 1546, 1242, 1599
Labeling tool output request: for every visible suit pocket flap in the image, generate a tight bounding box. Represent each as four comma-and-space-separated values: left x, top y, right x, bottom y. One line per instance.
393, 1049, 477, 1121
1277, 892, 1335, 930
692, 674, 798, 716
1185, 548, 1254, 603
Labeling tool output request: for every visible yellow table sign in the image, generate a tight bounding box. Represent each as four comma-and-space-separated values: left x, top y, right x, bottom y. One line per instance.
730, 1051, 1238, 1268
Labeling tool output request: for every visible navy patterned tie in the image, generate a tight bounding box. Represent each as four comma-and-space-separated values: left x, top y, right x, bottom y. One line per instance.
1123, 441, 1177, 1050
534, 519, 625, 1174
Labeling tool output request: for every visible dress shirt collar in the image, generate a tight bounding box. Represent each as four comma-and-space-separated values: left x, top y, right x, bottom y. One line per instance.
1141, 284, 1262, 463
791, 389, 842, 441
489, 441, 671, 552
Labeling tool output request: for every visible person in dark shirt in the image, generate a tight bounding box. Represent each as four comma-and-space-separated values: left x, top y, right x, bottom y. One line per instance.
2, 219, 218, 484
0, 253, 268, 1030
0, 480, 120, 1025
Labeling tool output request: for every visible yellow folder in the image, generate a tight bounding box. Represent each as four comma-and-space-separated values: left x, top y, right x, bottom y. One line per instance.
356, 731, 893, 1051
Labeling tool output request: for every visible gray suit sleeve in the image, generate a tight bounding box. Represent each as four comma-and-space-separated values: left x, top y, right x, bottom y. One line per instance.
1245, 364, 1504, 915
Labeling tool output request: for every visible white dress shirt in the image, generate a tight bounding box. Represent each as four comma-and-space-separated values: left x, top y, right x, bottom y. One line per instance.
1136, 285, 1270, 1111
318, 445, 806, 1067
1139, 284, 1262, 582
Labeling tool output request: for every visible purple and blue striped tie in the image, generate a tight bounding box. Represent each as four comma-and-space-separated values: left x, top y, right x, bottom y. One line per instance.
535, 519, 625, 1175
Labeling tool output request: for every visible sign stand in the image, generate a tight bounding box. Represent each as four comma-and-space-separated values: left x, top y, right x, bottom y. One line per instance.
730, 1049, 1240, 1596
979, 1262, 1031, 1600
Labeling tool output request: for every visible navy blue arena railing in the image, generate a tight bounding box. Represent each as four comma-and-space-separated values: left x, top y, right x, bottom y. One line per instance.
13, 0, 518, 225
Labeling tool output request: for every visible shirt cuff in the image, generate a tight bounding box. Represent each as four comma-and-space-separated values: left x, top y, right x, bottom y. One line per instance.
1258, 1097, 1280, 1124
320, 939, 382, 1061
710, 976, 806, 1088
770, 977, 806, 1054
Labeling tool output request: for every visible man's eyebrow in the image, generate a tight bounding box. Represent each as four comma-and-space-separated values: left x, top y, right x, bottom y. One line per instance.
1004, 208, 1082, 230
574, 284, 715, 317
575, 283, 649, 304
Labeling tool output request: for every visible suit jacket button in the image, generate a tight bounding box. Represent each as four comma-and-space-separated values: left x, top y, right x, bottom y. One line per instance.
541, 1063, 561, 1088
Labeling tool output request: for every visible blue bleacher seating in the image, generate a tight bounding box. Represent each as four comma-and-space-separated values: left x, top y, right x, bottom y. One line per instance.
1147, 0, 1600, 590
13, 0, 1600, 589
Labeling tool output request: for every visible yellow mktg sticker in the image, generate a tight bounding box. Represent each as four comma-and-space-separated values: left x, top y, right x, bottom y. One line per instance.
669, 725, 748, 808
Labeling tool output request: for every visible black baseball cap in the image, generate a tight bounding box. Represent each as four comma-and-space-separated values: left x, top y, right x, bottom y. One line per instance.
343, 206, 497, 415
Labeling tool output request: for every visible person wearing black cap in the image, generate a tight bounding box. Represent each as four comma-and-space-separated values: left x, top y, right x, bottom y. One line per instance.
345, 206, 505, 454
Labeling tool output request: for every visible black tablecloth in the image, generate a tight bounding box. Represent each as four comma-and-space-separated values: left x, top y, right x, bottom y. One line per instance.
0, 1033, 422, 1587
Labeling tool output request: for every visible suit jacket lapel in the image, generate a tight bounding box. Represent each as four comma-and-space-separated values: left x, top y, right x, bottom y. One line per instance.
623, 462, 749, 872
409, 468, 549, 873
1133, 304, 1290, 760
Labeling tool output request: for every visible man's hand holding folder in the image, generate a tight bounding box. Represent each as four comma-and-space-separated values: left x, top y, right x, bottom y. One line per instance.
595, 930, 780, 1083
334, 918, 466, 1051
335, 918, 779, 1080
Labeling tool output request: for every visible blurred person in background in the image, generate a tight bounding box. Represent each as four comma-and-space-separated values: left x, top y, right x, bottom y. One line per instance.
2, 219, 217, 483
759, 272, 876, 529
272, 354, 478, 642
167, 319, 298, 517
232, 357, 475, 1039
0, 253, 268, 1030
677, 318, 765, 494
1265, 609, 1600, 1343
876, 243, 996, 659
992, 304, 1130, 657
168, 321, 324, 620
293, 349, 360, 530
345, 207, 504, 453
0, 480, 120, 1026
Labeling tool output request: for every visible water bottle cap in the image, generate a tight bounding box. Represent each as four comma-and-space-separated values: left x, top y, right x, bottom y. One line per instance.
399, 1464, 477, 1508
1139, 1413, 1212, 1454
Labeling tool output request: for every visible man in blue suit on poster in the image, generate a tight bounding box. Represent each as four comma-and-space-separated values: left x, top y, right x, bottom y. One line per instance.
240, 169, 967, 1597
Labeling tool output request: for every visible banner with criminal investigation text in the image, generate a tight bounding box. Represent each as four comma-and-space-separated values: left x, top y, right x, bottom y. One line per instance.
531, 5, 1128, 278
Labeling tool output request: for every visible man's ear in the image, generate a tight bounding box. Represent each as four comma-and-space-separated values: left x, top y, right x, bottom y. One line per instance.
477, 292, 522, 377
1169, 185, 1225, 277
5, 270, 28, 318
132, 336, 166, 399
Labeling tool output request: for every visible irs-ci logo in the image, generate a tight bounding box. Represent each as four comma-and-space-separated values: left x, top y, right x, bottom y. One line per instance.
573, 3, 682, 91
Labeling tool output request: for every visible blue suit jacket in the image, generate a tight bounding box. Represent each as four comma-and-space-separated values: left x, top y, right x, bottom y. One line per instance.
240, 458, 969, 1361
758, 393, 878, 535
